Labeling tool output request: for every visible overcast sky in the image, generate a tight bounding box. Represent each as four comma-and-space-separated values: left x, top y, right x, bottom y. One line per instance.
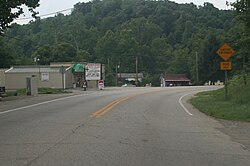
15, 0, 235, 24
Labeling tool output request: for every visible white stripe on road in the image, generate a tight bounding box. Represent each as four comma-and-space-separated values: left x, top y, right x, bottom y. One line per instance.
179, 90, 211, 116
178, 92, 195, 116
178, 88, 219, 116
0, 93, 97, 115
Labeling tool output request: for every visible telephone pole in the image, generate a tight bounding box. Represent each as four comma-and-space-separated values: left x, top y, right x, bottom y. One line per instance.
196, 52, 199, 85
136, 57, 138, 86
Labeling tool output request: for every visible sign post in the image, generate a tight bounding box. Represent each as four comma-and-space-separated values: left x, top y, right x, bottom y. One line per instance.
216, 43, 236, 100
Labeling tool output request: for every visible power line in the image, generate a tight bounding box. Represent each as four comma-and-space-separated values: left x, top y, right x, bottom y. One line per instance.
16, 8, 73, 20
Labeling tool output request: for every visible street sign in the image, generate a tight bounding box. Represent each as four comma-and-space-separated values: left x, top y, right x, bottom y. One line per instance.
216, 43, 236, 61
86, 63, 101, 81
220, 62, 232, 70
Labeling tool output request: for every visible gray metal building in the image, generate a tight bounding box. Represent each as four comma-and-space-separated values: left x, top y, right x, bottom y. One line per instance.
2, 62, 105, 90
5, 66, 72, 90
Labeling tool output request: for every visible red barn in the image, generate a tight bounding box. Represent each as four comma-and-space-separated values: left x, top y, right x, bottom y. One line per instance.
161, 74, 191, 87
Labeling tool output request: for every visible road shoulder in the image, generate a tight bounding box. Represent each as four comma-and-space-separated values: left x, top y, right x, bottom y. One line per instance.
182, 93, 250, 151
0, 89, 92, 113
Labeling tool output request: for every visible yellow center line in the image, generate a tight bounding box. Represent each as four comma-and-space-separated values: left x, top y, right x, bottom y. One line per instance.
90, 98, 123, 117
90, 90, 163, 118
90, 96, 128, 118
90, 93, 142, 118
95, 96, 130, 118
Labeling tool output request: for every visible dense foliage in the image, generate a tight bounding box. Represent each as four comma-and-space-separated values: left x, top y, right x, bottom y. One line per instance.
0, 0, 39, 34
1, 0, 248, 86
231, 0, 250, 84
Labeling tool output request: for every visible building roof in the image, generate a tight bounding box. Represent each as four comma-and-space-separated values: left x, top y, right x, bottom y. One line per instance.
5, 66, 67, 73
119, 73, 143, 79
162, 74, 190, 82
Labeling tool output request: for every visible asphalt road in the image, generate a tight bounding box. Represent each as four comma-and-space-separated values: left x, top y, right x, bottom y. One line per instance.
0, 86, 249, 166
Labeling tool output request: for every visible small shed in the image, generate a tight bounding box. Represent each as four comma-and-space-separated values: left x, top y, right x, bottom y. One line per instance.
5, 66, 72, 90
161, 74, 191, 87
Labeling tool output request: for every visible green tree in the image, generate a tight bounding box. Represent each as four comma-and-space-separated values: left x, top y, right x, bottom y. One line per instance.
232, 0, 250, 78
0, 0, 40, 33
0, 38, 13, 67
53, 43, 77, 62
76, 49, 90, 62
32, 45, 54, 65
121, 17, 162, 45
150, 37, 173, 73
116, 29, 139, 72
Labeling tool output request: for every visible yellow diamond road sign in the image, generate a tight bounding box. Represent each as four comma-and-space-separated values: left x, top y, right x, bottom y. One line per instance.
216, 43, 236, 61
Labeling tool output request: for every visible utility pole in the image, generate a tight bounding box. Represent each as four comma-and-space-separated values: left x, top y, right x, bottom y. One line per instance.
107, 58, 110, 69
34, 57, 41, 80
225, 70, 228, 100
243, 52, 247, 86
61, 65, 64, 90
136, 57, 138, 87
119, 61, 121, 80
116, 64, 119, 87
196, 52, 199, 85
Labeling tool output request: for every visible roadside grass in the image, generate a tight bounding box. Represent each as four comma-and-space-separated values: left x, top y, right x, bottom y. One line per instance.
5, 88, 70, 97
5, 89, 26, 96
38, 88, 70, 94
191, 75, 250, 122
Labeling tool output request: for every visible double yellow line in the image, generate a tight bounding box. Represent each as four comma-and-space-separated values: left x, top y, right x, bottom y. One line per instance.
90, 92, 146, 118
90, 96, 130, 118
90, 90, 163, 119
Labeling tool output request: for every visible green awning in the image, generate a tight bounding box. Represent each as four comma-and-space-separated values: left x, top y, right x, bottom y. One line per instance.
72, 64, 85, 73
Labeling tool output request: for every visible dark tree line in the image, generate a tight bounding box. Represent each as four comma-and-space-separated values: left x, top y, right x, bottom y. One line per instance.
1, 0, 249, 86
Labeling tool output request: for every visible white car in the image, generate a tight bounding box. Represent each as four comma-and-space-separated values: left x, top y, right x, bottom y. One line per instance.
121, 84, 127, 87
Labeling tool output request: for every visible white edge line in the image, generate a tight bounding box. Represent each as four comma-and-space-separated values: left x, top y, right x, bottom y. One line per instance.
179, 88, 219, 116
178, 92, 196, 116
0, 92, 97, 115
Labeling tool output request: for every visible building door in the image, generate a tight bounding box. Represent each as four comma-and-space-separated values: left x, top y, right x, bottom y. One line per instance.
74, 74, 84, 88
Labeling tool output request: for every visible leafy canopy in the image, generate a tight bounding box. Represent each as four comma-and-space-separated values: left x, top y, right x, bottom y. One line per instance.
2, 0, 244, 86
0, 0, 40, 33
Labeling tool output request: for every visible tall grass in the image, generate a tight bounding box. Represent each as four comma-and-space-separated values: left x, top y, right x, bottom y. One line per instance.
228, 75, 250, 104
191, 75, 250, 122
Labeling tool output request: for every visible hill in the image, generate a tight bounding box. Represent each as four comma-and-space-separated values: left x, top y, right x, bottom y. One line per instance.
1, 0, 242, 86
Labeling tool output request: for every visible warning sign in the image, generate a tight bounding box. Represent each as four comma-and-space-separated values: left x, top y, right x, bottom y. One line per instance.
220, 62, 232, 71
216, 43, 236, 61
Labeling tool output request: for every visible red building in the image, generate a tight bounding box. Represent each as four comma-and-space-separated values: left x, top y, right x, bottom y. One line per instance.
161, 74, 191, 87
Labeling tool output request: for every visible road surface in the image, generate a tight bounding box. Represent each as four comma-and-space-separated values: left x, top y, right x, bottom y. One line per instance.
0, 86, 249, 166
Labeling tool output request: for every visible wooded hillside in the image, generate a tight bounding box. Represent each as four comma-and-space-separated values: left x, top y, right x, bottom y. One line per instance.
1, 0, 247, 86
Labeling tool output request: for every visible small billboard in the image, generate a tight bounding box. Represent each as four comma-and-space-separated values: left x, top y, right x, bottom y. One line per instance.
86, 63, 101, 80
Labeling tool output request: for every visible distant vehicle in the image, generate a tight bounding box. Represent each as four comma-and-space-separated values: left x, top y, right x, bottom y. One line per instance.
121, 84, 135, 87
121, 84, 128, 87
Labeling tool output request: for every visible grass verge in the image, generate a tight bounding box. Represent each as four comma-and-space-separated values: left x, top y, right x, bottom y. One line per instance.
38, 88, 70, 94
191, 75, 250, 122
4, 88, 70, 97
